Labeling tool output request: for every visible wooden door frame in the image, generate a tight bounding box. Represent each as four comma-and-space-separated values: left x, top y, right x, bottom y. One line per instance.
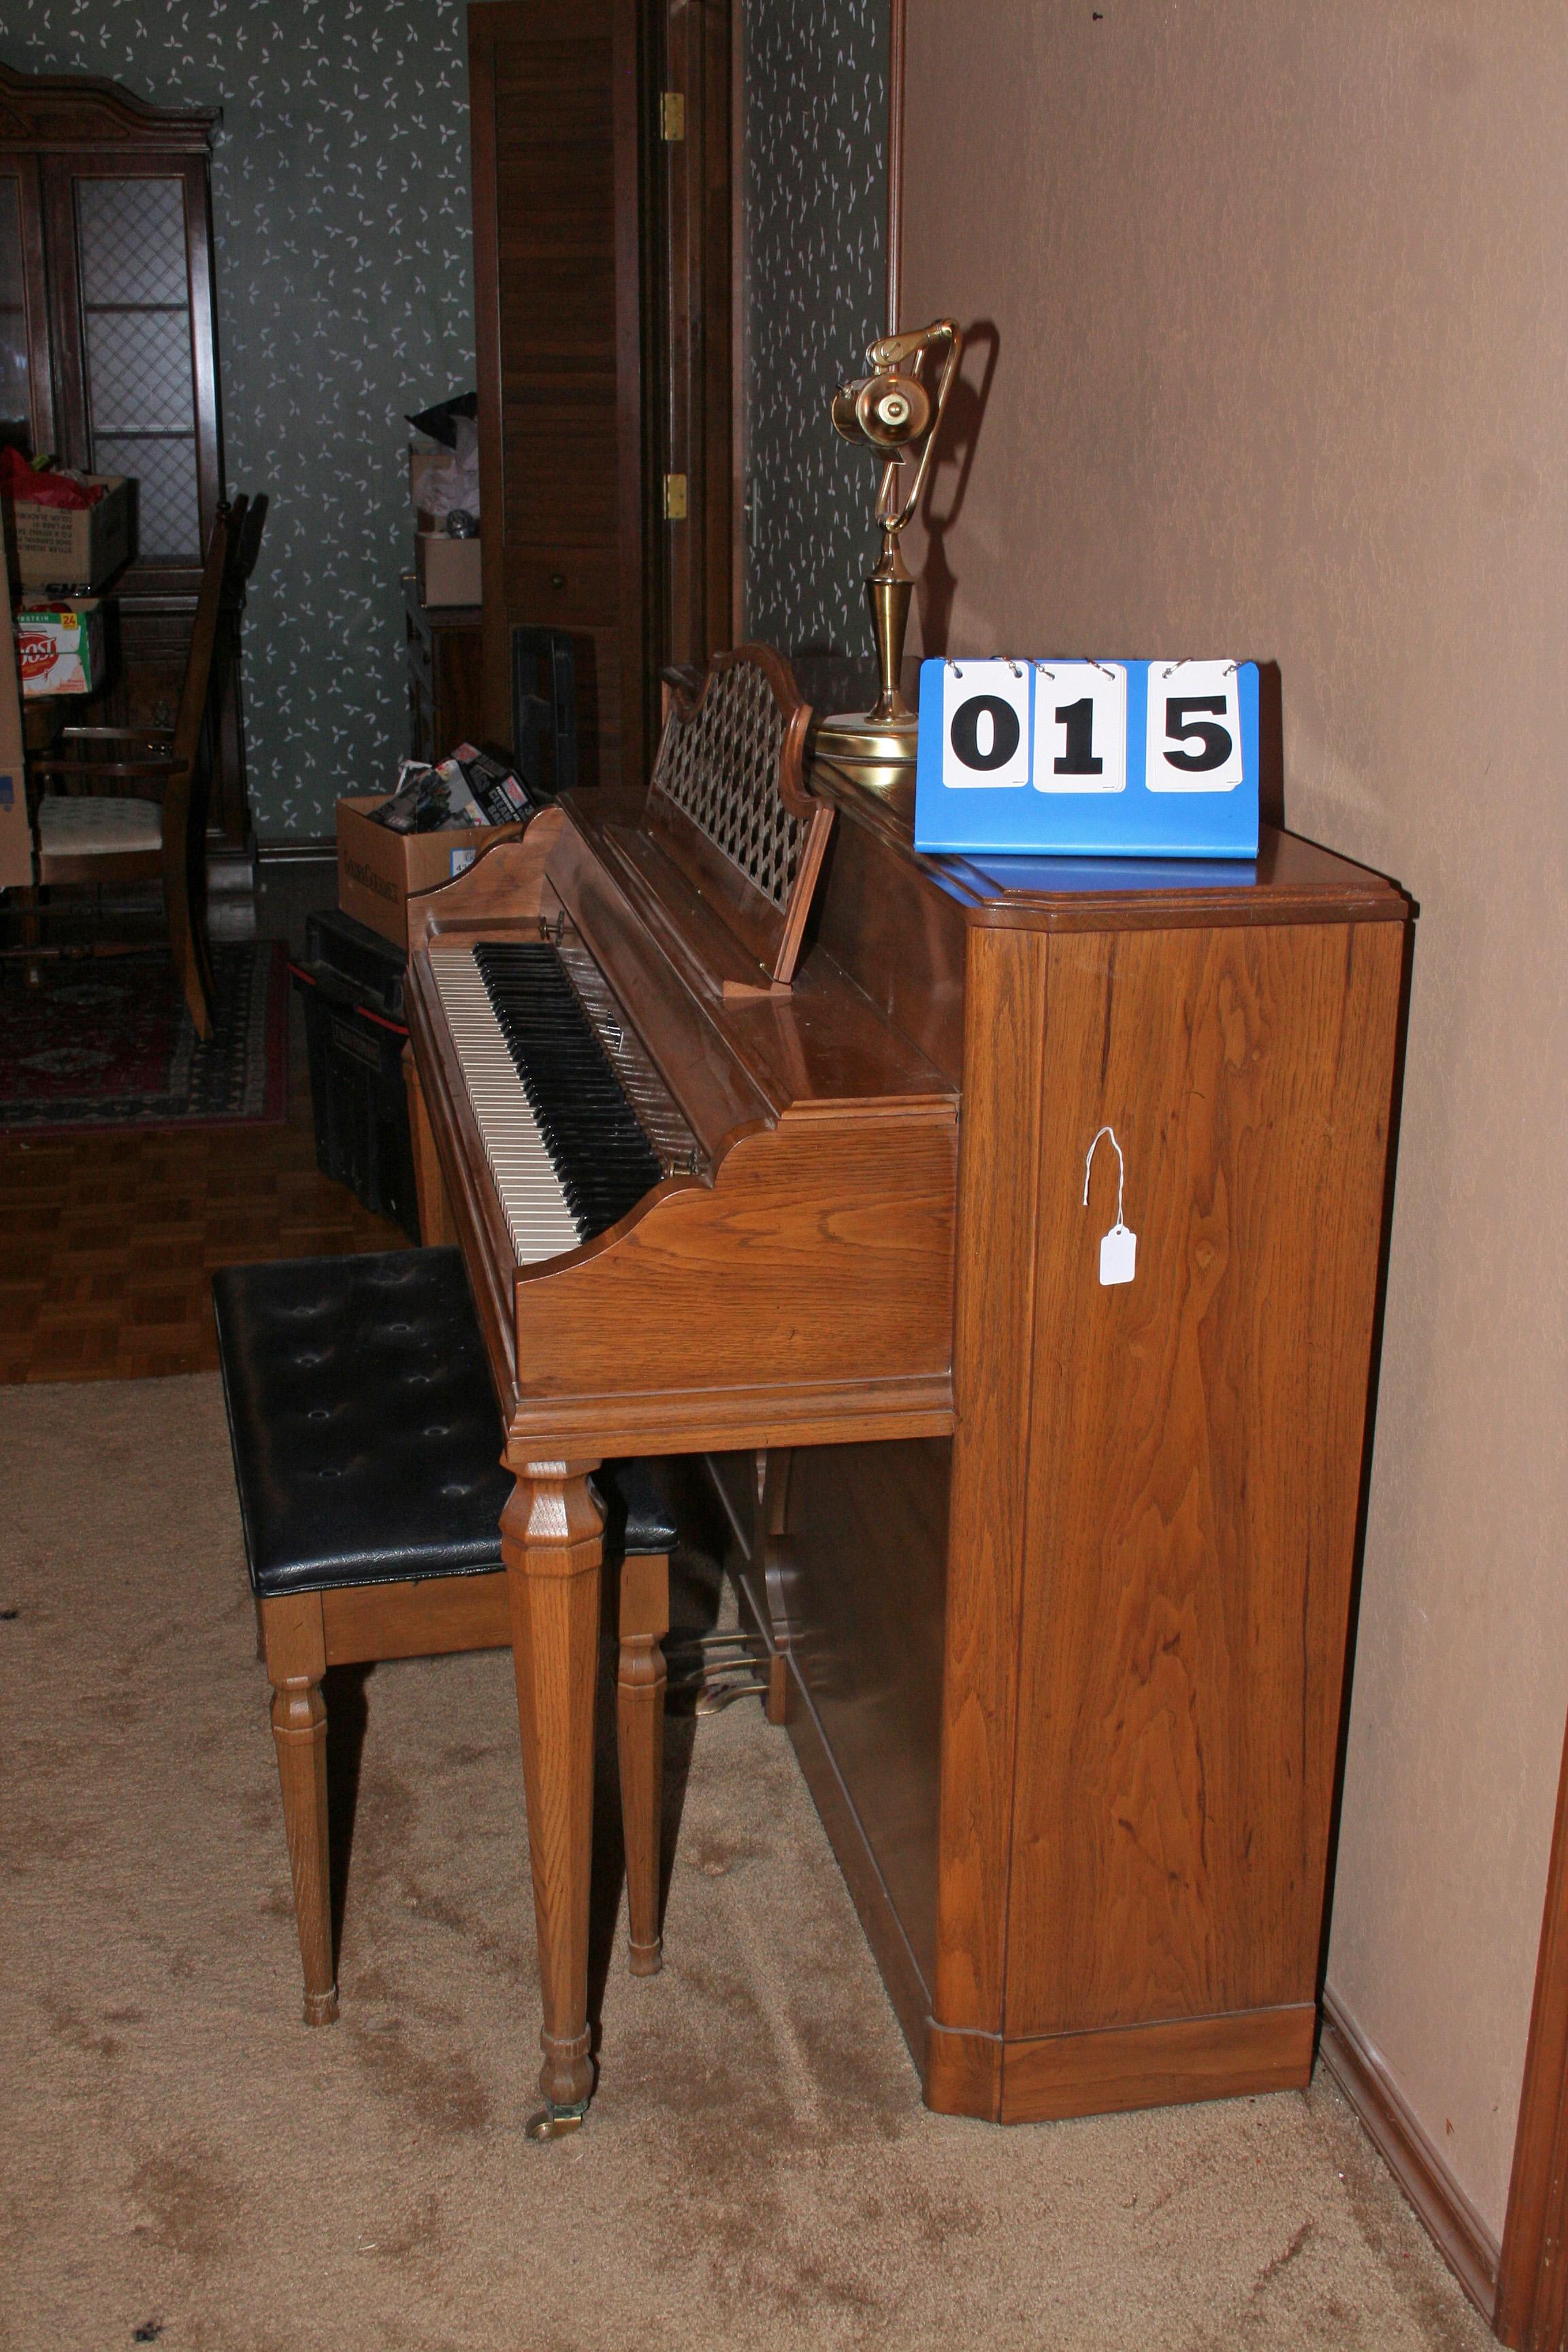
1496, 1711, 1568, 2347
651, 0, 734, 674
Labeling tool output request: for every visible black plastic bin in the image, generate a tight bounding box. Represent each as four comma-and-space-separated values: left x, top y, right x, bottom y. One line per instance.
291, 911, 420, 1241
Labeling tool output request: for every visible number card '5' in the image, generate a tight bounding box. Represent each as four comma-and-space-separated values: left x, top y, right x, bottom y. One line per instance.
1145, 659, 1244, 792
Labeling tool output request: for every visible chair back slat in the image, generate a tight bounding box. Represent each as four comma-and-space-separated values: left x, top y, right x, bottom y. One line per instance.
168, 497, 241, 779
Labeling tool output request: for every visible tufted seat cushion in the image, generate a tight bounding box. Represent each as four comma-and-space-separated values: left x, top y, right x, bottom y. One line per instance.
37, 794, 163, 855
212, 1247, 675, 1597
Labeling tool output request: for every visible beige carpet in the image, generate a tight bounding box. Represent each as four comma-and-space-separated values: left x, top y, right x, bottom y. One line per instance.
0, 1375, 1494, 2352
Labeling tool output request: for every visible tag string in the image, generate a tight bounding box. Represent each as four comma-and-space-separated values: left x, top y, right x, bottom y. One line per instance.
1082, 1124, 1125, 1228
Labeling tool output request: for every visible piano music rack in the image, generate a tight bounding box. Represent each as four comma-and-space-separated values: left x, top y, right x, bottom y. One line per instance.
646, 644, 833, 990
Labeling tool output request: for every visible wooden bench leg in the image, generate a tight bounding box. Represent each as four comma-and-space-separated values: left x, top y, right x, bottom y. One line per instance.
261, 1590, 338, 2025
617, 1550, 670, 1977
502, 1458, 604, 2133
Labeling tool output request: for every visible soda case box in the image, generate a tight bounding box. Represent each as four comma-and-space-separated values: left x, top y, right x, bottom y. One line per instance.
15, 600, 105, 698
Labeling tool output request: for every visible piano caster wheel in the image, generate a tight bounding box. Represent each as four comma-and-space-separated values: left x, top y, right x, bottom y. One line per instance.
525, 2100, 589, 2142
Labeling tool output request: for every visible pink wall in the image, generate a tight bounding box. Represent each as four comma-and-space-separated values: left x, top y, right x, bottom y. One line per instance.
898, 0, 1568, 2236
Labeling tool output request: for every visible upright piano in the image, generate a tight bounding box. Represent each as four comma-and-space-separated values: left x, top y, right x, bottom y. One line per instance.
404, 647, 1410, 2131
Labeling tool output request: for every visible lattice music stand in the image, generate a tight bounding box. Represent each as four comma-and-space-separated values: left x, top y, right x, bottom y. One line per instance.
646, 645, 833, 993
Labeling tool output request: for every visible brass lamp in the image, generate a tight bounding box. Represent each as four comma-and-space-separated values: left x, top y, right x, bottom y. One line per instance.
815, 317, 963, 782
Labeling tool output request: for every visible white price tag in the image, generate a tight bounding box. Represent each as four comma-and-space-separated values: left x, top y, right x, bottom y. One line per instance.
1099, 1222, 1137, 1286
941, 661, 1031, 789
1083, 1124, 1138, 1288
1145, 659, 1244, 792
1032, 662, 1126, 794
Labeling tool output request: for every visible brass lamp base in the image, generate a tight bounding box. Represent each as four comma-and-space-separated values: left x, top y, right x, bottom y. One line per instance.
815, 708, 918, 760
813, 708, 919, 796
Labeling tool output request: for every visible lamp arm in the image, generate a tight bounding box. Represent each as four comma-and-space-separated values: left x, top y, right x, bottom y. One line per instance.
877, 319, 962, 535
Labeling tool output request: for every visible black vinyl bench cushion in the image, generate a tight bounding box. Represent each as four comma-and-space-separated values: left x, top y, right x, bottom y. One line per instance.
212, 1248, 675, 1599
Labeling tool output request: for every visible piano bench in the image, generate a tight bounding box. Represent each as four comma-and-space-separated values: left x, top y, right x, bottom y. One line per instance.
211, 1247, 678, 2025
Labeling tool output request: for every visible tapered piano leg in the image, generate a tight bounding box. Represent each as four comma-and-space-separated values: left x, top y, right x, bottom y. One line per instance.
502, 1458, 604, 2136
617, 1549, 670, 1976
263, 1590, 338, 2026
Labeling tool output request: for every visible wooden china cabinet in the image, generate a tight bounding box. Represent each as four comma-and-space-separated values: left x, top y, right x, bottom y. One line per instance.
0, 59, 253, 883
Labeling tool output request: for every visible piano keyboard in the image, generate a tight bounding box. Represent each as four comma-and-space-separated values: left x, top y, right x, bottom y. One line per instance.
429, 939, 699, 1265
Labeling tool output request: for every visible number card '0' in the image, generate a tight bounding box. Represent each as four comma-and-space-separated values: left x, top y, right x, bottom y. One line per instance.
939, 662, 1030, 789
914, 656, 1259, 860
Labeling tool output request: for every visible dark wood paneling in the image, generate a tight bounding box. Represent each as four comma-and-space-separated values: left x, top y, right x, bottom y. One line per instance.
1004, 921, 1405, 2036
472, 0, 645, 787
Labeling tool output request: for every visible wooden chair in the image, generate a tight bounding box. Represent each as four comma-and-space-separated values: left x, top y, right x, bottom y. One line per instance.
212, 1246, 677, 2023
30, 494, 265, 1039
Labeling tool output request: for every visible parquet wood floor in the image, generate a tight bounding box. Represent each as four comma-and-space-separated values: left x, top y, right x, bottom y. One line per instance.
0, 866, 406, 1384
0, 1032, 406, 1384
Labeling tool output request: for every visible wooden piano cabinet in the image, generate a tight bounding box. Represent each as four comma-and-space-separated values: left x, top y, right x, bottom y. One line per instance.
723, 781, 1411, 2127
406, 719, 1409, 2134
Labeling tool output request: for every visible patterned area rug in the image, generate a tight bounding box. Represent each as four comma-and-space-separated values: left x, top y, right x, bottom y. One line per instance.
0, 941, 288, 1134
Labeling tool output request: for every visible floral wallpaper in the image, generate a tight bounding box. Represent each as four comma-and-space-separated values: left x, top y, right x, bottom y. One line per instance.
742, 0, 887, 703
1, 1, 888, 832
2, 0, 475, 839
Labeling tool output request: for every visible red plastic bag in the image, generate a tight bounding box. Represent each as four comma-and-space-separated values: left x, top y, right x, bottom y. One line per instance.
0, 446, 105, 510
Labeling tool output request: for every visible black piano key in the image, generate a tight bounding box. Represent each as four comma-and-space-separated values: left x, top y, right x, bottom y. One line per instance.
474, 943, 664, 1242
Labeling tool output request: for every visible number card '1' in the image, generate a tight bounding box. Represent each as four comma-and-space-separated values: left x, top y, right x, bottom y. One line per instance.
915, 657, 1259, 859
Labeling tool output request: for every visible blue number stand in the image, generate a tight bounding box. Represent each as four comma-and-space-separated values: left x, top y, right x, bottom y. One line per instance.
913, 658, 1260, 860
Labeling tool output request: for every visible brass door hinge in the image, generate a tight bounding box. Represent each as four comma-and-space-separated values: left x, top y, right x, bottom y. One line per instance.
661, 91, 685, 140
663, 472, 688, 521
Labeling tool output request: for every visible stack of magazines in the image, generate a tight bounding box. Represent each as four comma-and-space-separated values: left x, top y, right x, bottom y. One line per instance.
372, 743, 534, 835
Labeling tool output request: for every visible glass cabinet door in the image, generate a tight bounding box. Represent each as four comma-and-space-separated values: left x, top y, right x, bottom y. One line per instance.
74, 174, 201, 562
0, 175, 31, 453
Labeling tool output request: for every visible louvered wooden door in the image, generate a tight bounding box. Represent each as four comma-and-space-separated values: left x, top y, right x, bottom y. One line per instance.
470, 0, 648, 788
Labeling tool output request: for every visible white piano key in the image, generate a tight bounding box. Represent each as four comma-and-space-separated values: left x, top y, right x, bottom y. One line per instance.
429, 946, 585, 1264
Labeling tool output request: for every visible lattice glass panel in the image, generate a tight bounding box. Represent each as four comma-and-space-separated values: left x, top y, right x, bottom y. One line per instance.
93, 433, 200, 560
651, 659, 806, 911
85, 310, 194, 435
76, 178, 187, 307
0, 178, 28, 446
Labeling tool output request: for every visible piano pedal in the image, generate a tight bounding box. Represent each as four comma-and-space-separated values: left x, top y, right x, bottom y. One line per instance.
525, 2100, 588, 2142
694, 1673, 770, 1718
664, 1631, 772, 1715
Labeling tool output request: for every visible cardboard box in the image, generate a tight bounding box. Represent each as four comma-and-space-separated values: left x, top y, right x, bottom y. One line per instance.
416, 530, 483, 608
337, 793, 525, 953
0, 559, 31, 889
9, 475, 133, 591
16, 600, 105, 698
